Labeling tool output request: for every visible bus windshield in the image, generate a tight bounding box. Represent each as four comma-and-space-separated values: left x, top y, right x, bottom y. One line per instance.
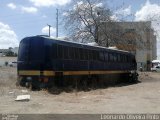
18, 37, 44, 62
18, 38, 30, 61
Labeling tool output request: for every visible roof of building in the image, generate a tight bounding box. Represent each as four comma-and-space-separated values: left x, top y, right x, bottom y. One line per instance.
0, 49, 10, 53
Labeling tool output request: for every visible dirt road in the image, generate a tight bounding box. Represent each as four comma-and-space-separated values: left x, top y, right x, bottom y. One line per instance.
0, 66, 160, 114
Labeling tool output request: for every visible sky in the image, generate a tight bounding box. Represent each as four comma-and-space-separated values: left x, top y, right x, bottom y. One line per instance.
0, 0, 160, 59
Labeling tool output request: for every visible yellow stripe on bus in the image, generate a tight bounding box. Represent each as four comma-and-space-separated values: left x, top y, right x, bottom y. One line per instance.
18, 70, 129, 76
18, 70, 40, 76
63, 71, 89, 75
43, 71, 55, 76
89, 71, 129, 75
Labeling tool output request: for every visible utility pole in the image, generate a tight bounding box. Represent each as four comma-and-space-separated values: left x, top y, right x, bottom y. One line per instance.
95, 12, 100, 44
47, 24, 51, 37
56, 9, 58, 38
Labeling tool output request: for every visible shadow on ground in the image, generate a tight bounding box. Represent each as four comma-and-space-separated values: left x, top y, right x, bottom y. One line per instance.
47, 80, 141, 95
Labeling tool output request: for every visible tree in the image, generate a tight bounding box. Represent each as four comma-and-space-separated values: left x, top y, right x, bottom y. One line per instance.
63, 0, 154, 52
6, 51, 14, 56
63, 0, 112, 44
98, 21, 148, 50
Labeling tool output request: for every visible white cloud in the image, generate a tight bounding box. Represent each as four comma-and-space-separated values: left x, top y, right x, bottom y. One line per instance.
110, 14, 118, 21
29, 0, 71, 7
7, 3, 38, 14
62, 12, 69, 16
95, 3, 103, 8
41, 26, 56, 35
135, 0, 160, 59
21, 6, 38, 13
135, 1, 160, 21
115, 5, 131, 17
0, 22, 19, 49
7, 3, 16, 9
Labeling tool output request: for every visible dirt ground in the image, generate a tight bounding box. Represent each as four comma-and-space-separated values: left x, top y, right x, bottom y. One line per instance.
0, 57, 17, 66
0, 62, 160, 114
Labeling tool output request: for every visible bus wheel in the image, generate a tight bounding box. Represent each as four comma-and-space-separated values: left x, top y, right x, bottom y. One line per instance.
25, 82, 31, 88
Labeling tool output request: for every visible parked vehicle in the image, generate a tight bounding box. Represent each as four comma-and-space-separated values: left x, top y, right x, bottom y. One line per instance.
17, 35, 138, 89
151, 60, 160, 72
151, 66, 160, 72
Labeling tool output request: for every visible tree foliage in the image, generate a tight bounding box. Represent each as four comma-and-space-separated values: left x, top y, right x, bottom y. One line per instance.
63, 0, 153, 52
63, 0, 112, 44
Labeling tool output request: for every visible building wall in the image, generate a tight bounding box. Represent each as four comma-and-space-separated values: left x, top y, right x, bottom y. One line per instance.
152, 35, 157, 60
0, 47, 19, 57
98, 21, 157, 71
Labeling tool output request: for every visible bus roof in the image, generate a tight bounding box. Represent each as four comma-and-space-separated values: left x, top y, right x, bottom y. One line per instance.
39, 36, 131, 54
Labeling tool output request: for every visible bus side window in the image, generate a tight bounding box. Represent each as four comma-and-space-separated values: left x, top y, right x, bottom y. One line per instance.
124, 55, 127, 62
118, 54, 121, 62
75, 48, 79, 59
109, 53, 113, 62
89, 50, 93, 60
99, 51, 104, 61
121, 55, 124, 62
113, 53, 117, 62
93, 50, 97, 60
105, 52, 108, 61
79, 48, 84, 60
57, 45, 63, 59
83, 49, 88, 60
95, 51, 99, 60
63, 46, 69, 59
52, 44, 57, 59
70, 47, 75, 60
68, 47, 71, 59
86, 49, 89, 60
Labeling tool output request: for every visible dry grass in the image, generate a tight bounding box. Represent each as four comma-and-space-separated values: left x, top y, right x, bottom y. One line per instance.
1, 57, 160, 114
0, 66, 17, 88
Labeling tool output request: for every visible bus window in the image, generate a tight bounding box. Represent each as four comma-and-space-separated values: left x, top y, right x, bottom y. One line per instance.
57, 45, 63, 59
99, 51, 104, 61
63, 46, 69, 59
105, 52, 108, 61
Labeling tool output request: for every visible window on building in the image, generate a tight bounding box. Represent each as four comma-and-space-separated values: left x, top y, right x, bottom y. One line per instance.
125, 29, 135, 32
